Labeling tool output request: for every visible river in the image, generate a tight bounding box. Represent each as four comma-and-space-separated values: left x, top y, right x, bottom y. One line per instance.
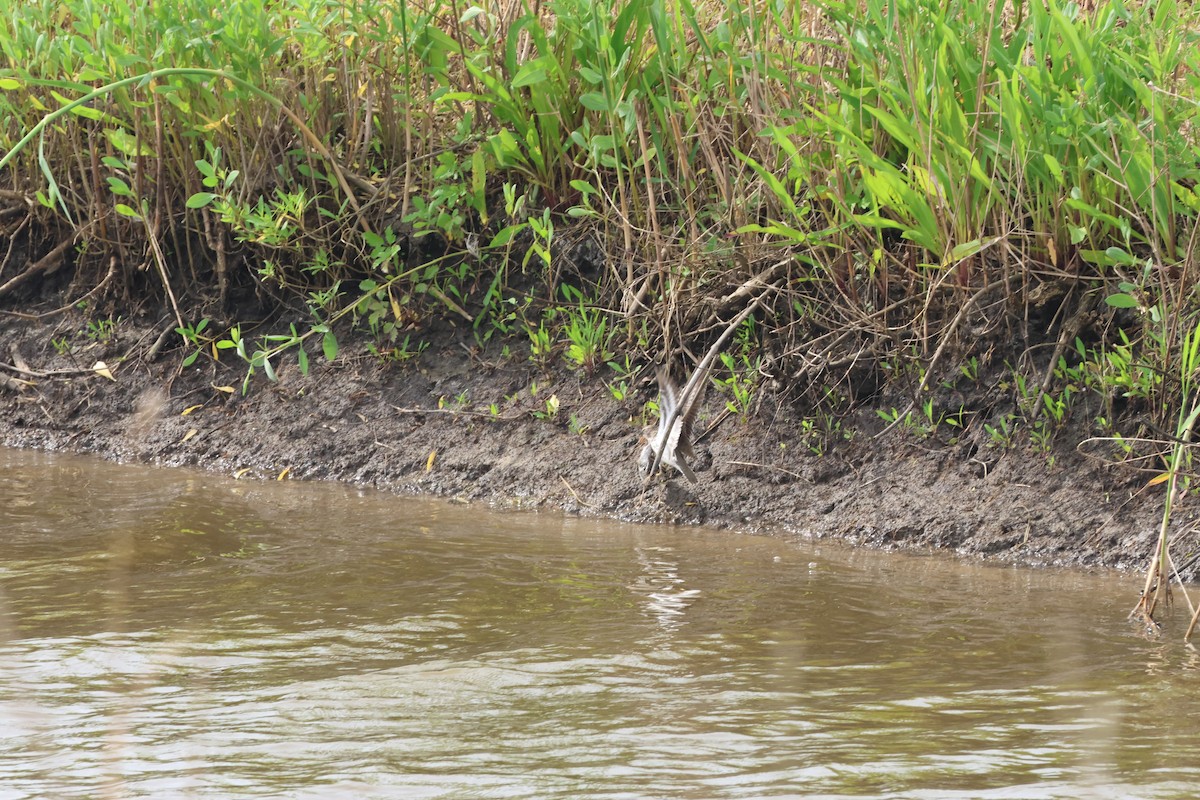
2, 447, 1198, 799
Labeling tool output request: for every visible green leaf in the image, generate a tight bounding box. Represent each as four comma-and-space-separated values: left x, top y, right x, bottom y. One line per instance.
297, 347, 309, 376
106, 176, 132, 197
490, 224, 523, 247
0, 78, 21, 90
104, 127, 155, 157
1104, 246, 1136, 266
1105, 293, 1139, 309
511, 62, 547, 88
579, 92, 610, 112
1043, 153, 1064, 184
114, 203, 141, 219
322, 331, 338, 361
186, 192, 216, 209
948, 239, 983, 261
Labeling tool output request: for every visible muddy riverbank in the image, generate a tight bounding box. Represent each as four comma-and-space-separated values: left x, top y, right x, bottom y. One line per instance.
1, 301, 1192, 580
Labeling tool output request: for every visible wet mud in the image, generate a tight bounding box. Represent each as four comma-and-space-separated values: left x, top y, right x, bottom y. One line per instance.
0, 306, 1194, 578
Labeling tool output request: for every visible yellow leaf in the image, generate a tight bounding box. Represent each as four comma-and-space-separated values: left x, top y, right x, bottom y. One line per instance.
201, 113, 230, 131
1147, 472, 1172, 487
277, 466, 291, 481
180, 428, 197, 443
211, 384, 235, 394
181, 404, 204, 416
233, 467, 252, 479
92, 360, 115, 380
425, 450, 437, 472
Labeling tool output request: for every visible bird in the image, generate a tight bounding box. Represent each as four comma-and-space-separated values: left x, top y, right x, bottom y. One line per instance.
638, 364, 712, 483
638, 296, 765, 485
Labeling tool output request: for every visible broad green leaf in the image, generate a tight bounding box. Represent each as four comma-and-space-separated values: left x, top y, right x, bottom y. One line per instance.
186, 192, 216, 209
106, 176, 132, 197
1104, 293, 1139, 309
490, 224, 522, 248
105, 127, 155, 157
949, 239, 983, 261
322, 331, 338, 361
1043, 154, 1064, 184
1104, 246, 1136, 266
580, 92, 610, 112
511, 62, 547, 89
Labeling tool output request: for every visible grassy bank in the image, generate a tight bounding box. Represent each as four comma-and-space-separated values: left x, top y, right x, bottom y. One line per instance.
3, 0, 1200, 620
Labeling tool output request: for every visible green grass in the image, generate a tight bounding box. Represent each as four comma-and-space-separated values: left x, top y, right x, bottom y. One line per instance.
4, 1, 1200, 558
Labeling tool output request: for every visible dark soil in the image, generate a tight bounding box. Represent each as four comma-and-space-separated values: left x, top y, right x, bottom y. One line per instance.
1, 296, 1196, 579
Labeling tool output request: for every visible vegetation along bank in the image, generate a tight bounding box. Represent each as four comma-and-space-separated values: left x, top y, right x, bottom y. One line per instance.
3, 0, 1200, 630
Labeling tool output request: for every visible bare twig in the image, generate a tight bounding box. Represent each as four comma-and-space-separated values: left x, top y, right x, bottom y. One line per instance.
559, 475, 596, 508
0, 235, 75, 299
723, 460, 805, 480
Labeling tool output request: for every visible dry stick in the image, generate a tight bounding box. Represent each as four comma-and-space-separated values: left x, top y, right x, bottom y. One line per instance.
647, 291, 770, 480
712, 256, 789, 318
635, 107, 662, 269
0, 360, 108, 378
144, 322, 178, 362
144, 206, 186, 333
1168, 548, 1197, 623
724, 460, 805, 481
0, 255, 116, 321
0, 211, 31, 276
916, 278, 1009, 393
874, 400, 916, 440
388, 403, 524, 421
1029, 299, 1094, 422
0, 372, 29, 392
0, 236, 74, 299
559, 475, 597, 509
1186, 602, 1200, 641
1133, 415, 1196, 623
8, 344, 32, 375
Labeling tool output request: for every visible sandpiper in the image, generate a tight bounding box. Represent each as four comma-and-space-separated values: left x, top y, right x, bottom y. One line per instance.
638, 364, 711, 483
637, 296, 766, 485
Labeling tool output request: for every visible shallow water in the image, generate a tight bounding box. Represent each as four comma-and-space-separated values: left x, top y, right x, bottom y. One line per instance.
2, 447, 1199, 799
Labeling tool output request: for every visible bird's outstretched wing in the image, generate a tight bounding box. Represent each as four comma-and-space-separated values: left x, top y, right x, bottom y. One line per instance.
644, 295, 765, 482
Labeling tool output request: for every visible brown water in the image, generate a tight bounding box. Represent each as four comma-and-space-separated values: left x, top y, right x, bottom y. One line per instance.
2, 448, 1200, 799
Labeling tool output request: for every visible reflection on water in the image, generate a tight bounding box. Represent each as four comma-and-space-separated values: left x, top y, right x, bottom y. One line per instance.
2, 447, 1200, 799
